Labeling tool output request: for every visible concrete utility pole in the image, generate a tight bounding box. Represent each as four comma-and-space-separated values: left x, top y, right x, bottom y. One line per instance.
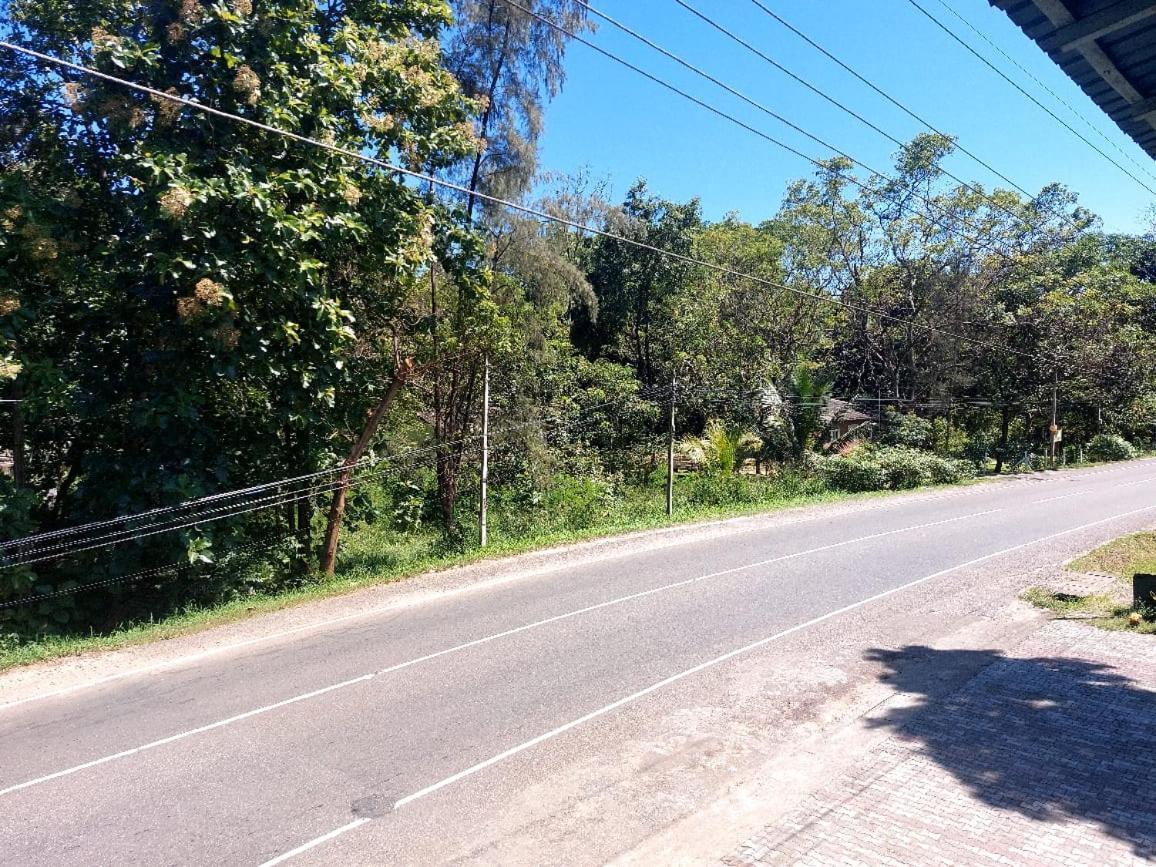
1050, 372, 1059, 468
480, 355, 490, 548
666, 370, 676, 517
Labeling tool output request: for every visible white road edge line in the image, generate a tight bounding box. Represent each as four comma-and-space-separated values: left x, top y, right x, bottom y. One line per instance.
5, 461, 1149, 711
1032, 475, 1156, 504
1033, 490, 1091, 504
0, 509, 999, 799
257, 818, 371, 867
390, 500, 1156, 812
0, 487, 991, 712
0, 675, 374, 797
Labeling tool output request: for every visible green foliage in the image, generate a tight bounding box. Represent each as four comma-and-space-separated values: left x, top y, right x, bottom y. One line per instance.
818, 446, 975, 492
1086, 433, 1138, 463
676, 419, 760, 474
880, 411, 933, 449
818, 454, 886, 492
0, 0, 495, 626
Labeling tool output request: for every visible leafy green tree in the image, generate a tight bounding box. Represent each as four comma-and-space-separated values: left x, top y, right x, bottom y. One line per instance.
575, 180, 703, 387
1, 0, 490, 623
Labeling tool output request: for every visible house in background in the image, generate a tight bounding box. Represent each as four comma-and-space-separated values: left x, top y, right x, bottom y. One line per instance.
820, 398, 872, 442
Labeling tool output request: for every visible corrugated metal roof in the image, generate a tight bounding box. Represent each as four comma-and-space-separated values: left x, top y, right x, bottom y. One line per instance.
990, 0, 1156, 160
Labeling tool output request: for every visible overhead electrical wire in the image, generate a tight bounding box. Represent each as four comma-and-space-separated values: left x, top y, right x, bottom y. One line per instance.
0, 529, 308, 610
927, 0, 1156, 186
3, 379, 671, 555
742, 0, 1042, 200
506, 0, 1055, 261
2, 348, 488, 550
0, 389, 672, 566
905, 0, 1156, 197
655, 0, 1052, 229
0, 41, 1046, 562
0, 403, 668, 605
0, 40, 1039, 360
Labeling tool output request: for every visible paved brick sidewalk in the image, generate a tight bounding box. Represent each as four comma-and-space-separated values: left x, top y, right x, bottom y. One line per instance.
722, 621, 1156, 866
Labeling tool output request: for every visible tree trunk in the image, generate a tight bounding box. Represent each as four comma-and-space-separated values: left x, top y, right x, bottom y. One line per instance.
994, 406, 1011, 475
319, 360, 412, 576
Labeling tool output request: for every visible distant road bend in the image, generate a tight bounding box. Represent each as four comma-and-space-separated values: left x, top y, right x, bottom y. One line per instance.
0, 460, 1153, 865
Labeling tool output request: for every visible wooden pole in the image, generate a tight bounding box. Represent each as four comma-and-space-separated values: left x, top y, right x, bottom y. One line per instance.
479, 355, 490, 548
1050, 372, 1059, 467
666, 370, 676, 517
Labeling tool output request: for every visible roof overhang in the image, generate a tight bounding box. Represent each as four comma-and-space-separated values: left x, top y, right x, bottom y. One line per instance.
990, 0, 1156, 160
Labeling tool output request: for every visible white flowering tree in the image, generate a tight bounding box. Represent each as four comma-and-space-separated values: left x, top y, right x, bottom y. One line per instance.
0, 0, 498, 624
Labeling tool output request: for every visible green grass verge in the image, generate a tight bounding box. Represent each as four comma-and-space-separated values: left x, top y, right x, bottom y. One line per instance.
0, 456, 1144, 673
0, 484, 851, 672
1022, 530, 1156, 634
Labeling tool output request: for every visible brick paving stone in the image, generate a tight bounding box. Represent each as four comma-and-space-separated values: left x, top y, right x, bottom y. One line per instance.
721, 621, 1156, 866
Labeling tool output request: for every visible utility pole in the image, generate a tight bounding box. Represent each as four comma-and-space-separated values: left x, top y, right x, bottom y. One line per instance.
666, 369, 676, 517
1050, 371, 1059, 468
479, 355, 490, 547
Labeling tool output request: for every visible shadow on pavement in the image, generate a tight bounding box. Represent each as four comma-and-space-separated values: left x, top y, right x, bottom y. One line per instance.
864, 645, 1156, 859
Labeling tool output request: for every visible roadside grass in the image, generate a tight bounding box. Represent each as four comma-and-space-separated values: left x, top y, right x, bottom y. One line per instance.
1022, 530, 1156, 634
0, 478, 863, 672
1, 455, 1147, 673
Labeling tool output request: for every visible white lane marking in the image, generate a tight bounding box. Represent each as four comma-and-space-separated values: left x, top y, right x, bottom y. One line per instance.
0, 509, 1000, 798
0, 494, 975, 712
391, 500, 1156, 811
5, 459, 1150, 711
257, 818, 370, 867
0, 674, 374, 798
1032, 474, 1156, 504
1033, 489, 1091, 504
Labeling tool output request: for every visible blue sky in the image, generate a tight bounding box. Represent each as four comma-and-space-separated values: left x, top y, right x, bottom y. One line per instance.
536, 0, 1156, 234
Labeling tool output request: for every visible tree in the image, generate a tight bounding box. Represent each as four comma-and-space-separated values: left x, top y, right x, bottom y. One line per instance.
576, 180, 703, 387
444, 0, 591, 222
0, 0, 490, 623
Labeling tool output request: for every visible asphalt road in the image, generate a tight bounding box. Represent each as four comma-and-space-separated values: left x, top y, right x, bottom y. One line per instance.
0, 461, 1154, 865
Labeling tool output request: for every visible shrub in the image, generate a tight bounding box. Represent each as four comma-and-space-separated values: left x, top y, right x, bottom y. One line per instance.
1086, 433, 1137, 463
927, 456, 977, 485
539, 474, 620, 531
679, 473, 757, 507
818, 446, 975, 492
876, 446, 933, 489
820, 455, 886, 492
880, 410, 933, 449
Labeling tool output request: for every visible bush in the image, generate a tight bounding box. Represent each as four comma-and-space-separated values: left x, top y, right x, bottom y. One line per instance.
820, 455, 886, 492
819, 446, 975, 492
1086, 433, 1137, 463
880, 411, 933, 449
927, 456, 977, 485
876, 446, 932, 489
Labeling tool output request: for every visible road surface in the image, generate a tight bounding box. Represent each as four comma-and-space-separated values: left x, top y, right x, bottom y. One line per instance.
0, 460, 1153, 865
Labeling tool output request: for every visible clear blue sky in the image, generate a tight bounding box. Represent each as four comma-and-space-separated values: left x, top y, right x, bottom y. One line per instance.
536, 0, 1156, 235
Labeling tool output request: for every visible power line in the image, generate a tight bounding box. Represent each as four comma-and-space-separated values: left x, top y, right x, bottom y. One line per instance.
0, 529, 305, 610
0, 43, 1037, 375
658, 0, 1053, 232
2, 349, 486, 550
0, 388, 671, 565
905, 0, 1156, 198
742, 0, 1042, 200
510, 0, 1054, 261
6, 378, 670, 554
928, 0, 1156, 186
